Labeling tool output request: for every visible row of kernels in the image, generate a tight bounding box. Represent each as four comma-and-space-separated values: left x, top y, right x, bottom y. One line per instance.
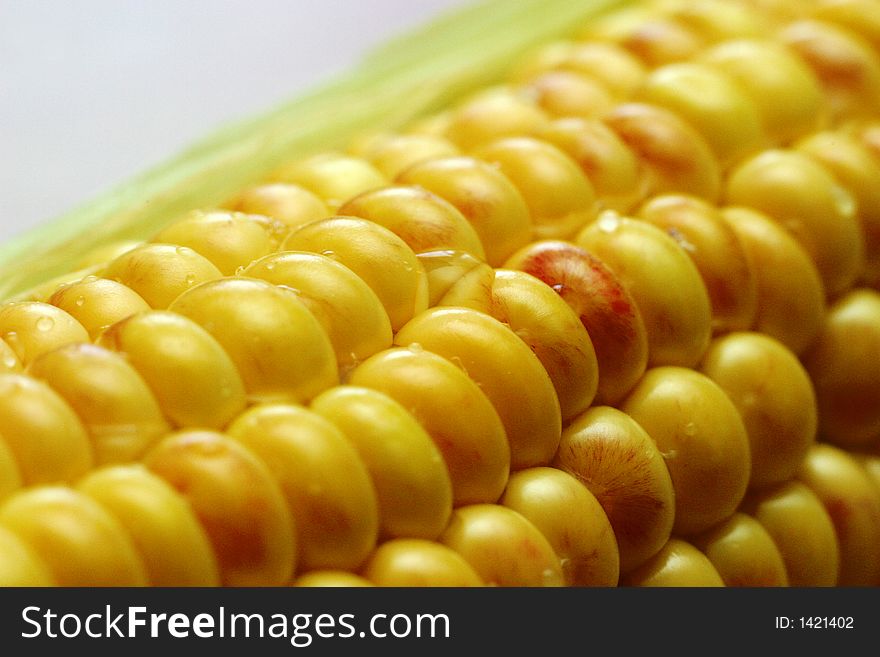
8, 0, 880, 588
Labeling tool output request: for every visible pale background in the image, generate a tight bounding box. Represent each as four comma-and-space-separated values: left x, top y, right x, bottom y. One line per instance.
0, 0, 471, 243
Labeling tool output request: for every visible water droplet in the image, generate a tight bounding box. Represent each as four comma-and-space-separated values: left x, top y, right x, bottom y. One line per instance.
683, 422, 697, 437
542, 568, 561, 586
74, 296, 85, 307
235, 265, 245, 276
82, 274, 99, 284
2, 353, 18, 369
667, 227, 696, 253
36, 316, 54, 332
551, 283, 565, 294
321, 250, 337, 259
265, 261, 276, 271
597, 211, 621, 233
185, 273, 196, 286
408, 342, 423, 353
831, 184, 856, 218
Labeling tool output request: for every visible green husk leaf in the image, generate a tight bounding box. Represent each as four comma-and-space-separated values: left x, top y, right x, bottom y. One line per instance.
0, 0, 626, 300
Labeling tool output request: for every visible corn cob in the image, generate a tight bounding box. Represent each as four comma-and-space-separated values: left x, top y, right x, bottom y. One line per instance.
1, 0, 880, 589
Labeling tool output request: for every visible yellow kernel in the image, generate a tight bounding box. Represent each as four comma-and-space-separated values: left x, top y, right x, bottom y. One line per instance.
283, 217, 429, 332
228, 183, 330, 230
439, 504, 564, 587
502, 467, 619, 587
349, 347, 510, 507
519, 70, 615, 119
0, 486, 148, 586
395, 307, 562, 470
802, 289, 880, 449
152, 210, 283, 276
49, 276, 150, 340
796, 130, 880, 287
0, 302, 88, 365
143, 430, 296, 586
699, 39, 827, 144
0, 373, 93, 486
473, 136, 597, 240
743, 481, 840, 587
604, 103, 721, 202
725, 149, 865, 299
798, 444, 880, 586
361, 539, 483, 587
636, 194, 758, 333
311, 386, 452, 541
781, 19, 880, 122
227, 404, 379, 572
103, 243, 223, 309
534, 118, 644, 214
504, 240, 648, 405
577, 215, 713, 368
0, 524, 54, 586
487, 269, 598, 421
169, 277, 338, 405
699, 332, 817, 489
396, 156, 532, 266
690, 513, 789, 587
357, 133, 460, 179
244, 251, 392, 375
553, 406, 675, 574
721, 206, 826, 355
620, 538, 724, 587
620, 367, 752, 536
443, 87, 549, 150
28, 343, 170, 465
513, 40, 647, 100
77, 465, 221, 586
271, 152, 387, 211
96, 311, 247, 429
338, 185, 486, 259
637, 61, 766, 167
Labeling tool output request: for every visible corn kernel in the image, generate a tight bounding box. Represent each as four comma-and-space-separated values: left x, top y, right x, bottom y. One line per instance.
361, 539, 483, 587
395, 307, 562, 470
439, 504, 564, 587
227, 405, 378, 573
553, 406, 675, 574
28, 343, 170, 465
501, 467, 620, 587
97, 310, 247, 429
311, 386, 452, 541
103, 243, 223, 309
0, 373, 93, 486
349, 347, 510, 506
143, 430, 295, 586
397, 156, 532, 266
283, 216, 429, 331
169, 277, 338, 404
